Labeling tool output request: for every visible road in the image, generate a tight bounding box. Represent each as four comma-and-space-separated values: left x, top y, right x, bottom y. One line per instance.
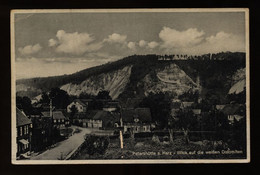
30, 126, 92, 160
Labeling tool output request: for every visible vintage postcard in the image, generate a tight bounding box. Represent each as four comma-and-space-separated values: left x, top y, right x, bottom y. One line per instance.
11, 9, 250, 164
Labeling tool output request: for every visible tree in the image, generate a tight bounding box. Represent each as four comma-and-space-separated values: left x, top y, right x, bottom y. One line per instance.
167, 117, 176, 143
79, 92, 95, 99
230, 117, 246, 150
39, 92, 50, 104
49, 88, 70, 109
69, 105, 78, 119
96, 90, 112, 100
139, 92, 172, 129
16, 96, 33, 115
82, 135, 110, 156
176, 109, 198, 144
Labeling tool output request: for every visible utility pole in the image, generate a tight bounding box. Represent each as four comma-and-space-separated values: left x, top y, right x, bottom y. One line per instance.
119, 103, 124, 149
50, 98, 53, 118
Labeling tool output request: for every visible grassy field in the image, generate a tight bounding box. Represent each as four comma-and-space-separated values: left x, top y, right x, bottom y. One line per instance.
72, 135, 246, 160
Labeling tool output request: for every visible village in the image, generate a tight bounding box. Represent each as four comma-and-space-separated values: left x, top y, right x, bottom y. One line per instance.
16, 84, 246, 160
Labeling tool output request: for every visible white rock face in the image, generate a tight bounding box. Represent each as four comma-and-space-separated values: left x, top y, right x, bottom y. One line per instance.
138, 63, 197, 96
229, 79, 246, 94
60, 65, 132, 99
229, 68, 246, 94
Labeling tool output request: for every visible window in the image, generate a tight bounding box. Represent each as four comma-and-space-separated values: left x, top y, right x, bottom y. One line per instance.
58, 119, 60, 123
20, 127, 23, 136
24, 126, 27, 134
62, 119, 64, 122
54, 120, 56, 123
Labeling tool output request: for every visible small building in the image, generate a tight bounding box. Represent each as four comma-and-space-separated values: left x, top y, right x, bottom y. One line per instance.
16, 108, 32, 158
102, 101, 119, 112
192, 109, 202, 119
67, 99, 93, 113
192, 109, 201, 115
215, 105, 226, 110
73, 110, 120, 129
221, 104, 245, 124
121, 108, 152, 133
41, 111, 68, 128
181, 102, 194, 109
87, 111, 103, 128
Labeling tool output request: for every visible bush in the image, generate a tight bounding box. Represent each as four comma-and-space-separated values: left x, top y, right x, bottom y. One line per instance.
135, 132, 153, 138
123, 133, 130, 138
109, 135, 119, 139
82, 135, 110, 156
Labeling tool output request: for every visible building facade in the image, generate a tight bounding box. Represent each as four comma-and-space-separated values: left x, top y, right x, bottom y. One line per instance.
122, 108, 152, 134
16, 108, 32, 158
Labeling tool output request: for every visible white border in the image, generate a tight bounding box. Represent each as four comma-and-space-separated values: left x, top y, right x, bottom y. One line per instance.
11, 8, 250, 164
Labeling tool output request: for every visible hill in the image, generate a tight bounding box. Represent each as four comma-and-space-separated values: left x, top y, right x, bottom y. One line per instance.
16, 52, 246, 102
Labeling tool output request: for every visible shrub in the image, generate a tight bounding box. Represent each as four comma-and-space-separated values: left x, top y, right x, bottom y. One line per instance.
82, 135, 110, 156
135, 132, 153, 138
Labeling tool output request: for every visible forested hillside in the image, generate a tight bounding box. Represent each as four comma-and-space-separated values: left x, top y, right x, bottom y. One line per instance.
16, 52, 246, 101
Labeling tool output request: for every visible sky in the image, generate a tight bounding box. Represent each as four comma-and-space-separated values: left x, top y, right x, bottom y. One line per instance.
14, 11, 246, 79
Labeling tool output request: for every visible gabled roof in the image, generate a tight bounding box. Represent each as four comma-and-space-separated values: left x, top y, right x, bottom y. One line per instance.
93, 111, 108, 120
16, 108, 32, 127
73, 99, 88, 107
41, 111, 66, 120
182, 102, 194, 108
216, 105, 226, 110
122, 108, 152, 123
103, 101, 119, 108
192, 109, 201, 115
125, 98, 142, 108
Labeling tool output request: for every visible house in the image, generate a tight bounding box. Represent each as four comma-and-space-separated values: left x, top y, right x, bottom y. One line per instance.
215, 105, 226, 110
72, 110, 99, 127
16, 108, 32, 158
73, 110, 120, 129
192, 109, 202, 119
221, 104, 245, 124
181, 102, 194, 109
124, 98, 142, 108
41, 111, 68, 128
32, 103, 51, 112
86, 111, 106, 129
67, 99, 93, 113
192, 109, 201, 115
121, 108, 152, 133
102, 101, 119, 112
92, 110, 120, 129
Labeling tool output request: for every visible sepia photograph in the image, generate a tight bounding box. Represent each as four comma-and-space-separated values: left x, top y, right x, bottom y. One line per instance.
11, 9, 250, 164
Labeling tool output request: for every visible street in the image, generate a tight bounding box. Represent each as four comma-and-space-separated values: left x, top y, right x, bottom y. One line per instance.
30, 126, 92, 160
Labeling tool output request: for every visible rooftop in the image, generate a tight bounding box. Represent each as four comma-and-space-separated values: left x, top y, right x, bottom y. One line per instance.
41, 111, 67, 120
122, 108, 152, 123
16, 108, 32, 127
